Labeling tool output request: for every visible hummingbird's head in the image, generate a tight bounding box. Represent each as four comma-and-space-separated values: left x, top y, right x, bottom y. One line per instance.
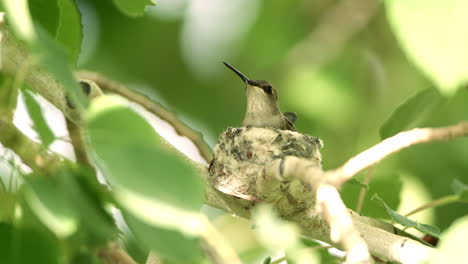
223, 62, 279, 113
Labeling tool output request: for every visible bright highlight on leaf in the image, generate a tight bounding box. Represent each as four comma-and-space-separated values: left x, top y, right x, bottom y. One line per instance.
372, 194, 440, 237
112, 0, 155, 17
2, 0, 36, 42
123, 210, 202, 263
386, 0, 468, 96
25, 178, 78, 238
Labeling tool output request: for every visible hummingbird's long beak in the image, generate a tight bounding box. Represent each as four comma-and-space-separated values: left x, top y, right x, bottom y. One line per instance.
223, 62, 251, 84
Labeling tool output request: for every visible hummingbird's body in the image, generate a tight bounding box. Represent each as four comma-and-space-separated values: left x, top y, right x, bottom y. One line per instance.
223, 62, 296, 131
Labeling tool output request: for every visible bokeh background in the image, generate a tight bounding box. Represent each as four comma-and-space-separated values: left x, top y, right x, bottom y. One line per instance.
74, 0, 467, 260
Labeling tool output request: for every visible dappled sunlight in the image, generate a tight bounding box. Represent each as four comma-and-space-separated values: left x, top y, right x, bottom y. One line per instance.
25, 187, 78, 237
116, 188, 204, 236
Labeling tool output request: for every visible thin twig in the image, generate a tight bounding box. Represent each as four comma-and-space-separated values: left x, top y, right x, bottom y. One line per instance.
66, 119, 92, 166
356, 164, 377, 214
76, 70, 213, 163
327, 122, 468, 187
404, 195, 459, 217
270, 256, 286, 264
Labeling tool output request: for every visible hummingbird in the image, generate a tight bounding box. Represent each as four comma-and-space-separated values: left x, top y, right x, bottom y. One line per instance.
223, 62, 296, 131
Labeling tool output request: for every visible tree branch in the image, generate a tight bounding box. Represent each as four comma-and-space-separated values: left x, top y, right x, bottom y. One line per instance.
201, 154, 433, 263
75, 70, 213, 164
326, 122, 468, 187
0, 118, 62, 174
404, 195, 458, 217
265, 156, 372, 264
356, 165, 376, 214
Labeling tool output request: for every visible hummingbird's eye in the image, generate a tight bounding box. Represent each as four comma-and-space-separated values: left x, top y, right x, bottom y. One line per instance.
263, 85, 273, 94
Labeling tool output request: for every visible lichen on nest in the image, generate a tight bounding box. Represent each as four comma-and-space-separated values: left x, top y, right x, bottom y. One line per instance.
208, 127, 323, 202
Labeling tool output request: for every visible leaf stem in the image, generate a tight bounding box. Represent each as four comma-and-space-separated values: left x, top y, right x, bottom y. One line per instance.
356, 164, 377, 214
403, 195, 459, 217
270, 256, 286, 264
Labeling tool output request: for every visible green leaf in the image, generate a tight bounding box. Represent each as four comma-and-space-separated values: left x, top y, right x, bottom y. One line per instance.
29, 0, 60, 37
386, 0, 468, 96
430, 215, 468, 264
372, 194, 440, 237
28, 0, 83, 64
25, 166, 118, 245
25, 177, 78, 238
112, 0, 155, 17
121, 232, 149, 264
451, 179, 468, 203
86, 96, 204, 260
123, 211, 202, 263
0, 223, 60, 264
380, 88, 444, 139
57, 168, 118, 244
2, 0, 86, 107
56, 0, 82, 64
23, 89, 55, 147
87, 97, 203, 212
34, 26, 86, 106
87, 96, 203, 212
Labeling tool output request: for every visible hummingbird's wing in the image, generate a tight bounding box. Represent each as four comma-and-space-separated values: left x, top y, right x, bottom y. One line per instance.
283, 112, 297, 131
283, 112, 297, 124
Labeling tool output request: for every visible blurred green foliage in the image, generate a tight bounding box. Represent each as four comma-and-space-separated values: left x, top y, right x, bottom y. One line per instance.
1, 0, 468, 263
80, 0, 467, 229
